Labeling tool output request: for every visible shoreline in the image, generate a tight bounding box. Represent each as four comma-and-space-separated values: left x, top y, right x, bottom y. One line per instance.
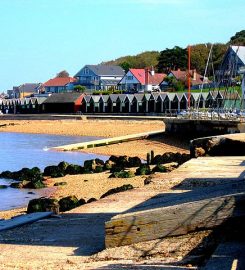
0, 119, 189, 219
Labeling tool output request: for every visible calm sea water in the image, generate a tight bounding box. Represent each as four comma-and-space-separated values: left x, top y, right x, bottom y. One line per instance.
0, 132, 108, 211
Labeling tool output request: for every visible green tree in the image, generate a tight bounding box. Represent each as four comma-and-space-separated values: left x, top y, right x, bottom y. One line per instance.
119, 61, 132, 72
74, 85, 86, 93
56, 70, 69, 77
157, 46, 187, 73
229, 30, 245, 46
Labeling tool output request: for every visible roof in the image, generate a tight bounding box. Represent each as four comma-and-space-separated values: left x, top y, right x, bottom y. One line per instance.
83, 95, 92, 103
91, 95, 101, 103
43, 77, 76, 87
133, 93, 144, 101
170, 69, 206, 86
129, 69, 166, 85
157, 93, 168, 101
16, 83, 41, 93
99, 95, 109, 102
43, 92, 83, 104
100, 79, 120, 85
76, 65, 125, 77
117, 94, 127, 102
231, 46, 245, 64
130, 69, 145, 84
108, 94, 119, 102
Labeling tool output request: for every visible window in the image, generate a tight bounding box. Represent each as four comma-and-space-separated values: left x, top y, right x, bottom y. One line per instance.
84, 68, 89, 75
127, 76, 133, 80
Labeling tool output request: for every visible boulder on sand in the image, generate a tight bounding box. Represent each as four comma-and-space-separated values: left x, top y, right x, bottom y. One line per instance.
59, 195, 80, 212
27, 198, 59, 214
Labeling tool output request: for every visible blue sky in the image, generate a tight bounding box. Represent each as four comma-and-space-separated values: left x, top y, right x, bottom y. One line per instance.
0, 0, 244, 91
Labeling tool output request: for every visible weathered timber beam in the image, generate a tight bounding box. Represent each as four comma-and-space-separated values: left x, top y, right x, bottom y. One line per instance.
105, 192, 245, 248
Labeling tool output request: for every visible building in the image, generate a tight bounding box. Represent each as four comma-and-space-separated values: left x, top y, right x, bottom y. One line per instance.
9, 83, 42, 98
118, 68, 166, 92
161, 69, 210, 90
218, 46, 245, 78
43, 77, 76, 93
42, 92, 83, 113
74, 65, 125, 90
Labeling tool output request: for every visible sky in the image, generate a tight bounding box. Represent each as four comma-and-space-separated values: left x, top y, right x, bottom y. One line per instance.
0, 0, 244, 92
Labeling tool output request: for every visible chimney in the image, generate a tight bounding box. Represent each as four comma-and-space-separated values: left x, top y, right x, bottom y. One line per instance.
145, 68, 149, 86
150, 66, 155, 76
193, 69, 197, 80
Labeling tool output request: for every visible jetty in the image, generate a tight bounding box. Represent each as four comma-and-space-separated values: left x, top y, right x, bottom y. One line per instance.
51, 130, 164, 151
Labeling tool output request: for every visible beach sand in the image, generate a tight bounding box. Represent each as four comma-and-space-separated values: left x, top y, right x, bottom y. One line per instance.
0, 119, 193, 269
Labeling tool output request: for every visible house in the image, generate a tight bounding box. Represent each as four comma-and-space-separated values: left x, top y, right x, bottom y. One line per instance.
42, 92, 83, 113
74, 65, 125, 90
161, 69, 210, 90
43, 77, 76, 93
118, 68, 166, 92
10, 83, 42, 98
218, 46, 245, 78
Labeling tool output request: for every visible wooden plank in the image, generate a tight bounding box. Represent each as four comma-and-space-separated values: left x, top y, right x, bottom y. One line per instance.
0, 212, 52, 232
105, 191, 245, 248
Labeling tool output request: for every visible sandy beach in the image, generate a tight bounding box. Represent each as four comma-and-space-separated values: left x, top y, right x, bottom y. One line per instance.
0, 118, 192, 269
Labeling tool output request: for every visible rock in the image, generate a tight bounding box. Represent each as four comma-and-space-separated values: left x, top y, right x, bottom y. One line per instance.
87, 198, 97, 203
128, 157, 142, 167
59, 195, 79, 212
144, 176, 152, 185
24, 180, 46, 189
65, 164, 83, 175
117, 156, 129, 167
58, 161, 70, 172
190, 134, 245, 157
10, 180, 30, 189
84, 158, 104, 171
135, 164, 151, 175
78, 198, 86, 205
54, 182, 67, 186
0, 185, 8, 189
100, 184, 134, 199
94, 166, 104, 173
43, 165, 64, 178
152, 164, 167, 173
110, 166, 125, 173
194, 147, 206, 158
27, 198, 59, 214
108, 155, 118, 163
104, 160, 116, 170
109, 170, 135, 178
163, 162, 179, 172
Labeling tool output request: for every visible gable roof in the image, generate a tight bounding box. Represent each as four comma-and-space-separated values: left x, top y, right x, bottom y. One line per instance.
129, 69, 166, 85
231, 46, 245, 64
16, 83, 41, 93
43, 92, 83, 104
43, 77, 76, 87
76, 65, 125, 77
170, 69, 206, 86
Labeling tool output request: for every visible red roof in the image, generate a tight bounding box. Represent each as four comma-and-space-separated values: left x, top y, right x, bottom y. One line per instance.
129, 69, 166, 85
170, 69, 207, 86
130, 69, 145, 84
43, 77, 76, 87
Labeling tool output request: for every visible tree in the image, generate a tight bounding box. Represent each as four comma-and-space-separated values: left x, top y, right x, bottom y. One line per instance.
157, 46, 187, 73
56, 70, 69, 78
74, 85, 86, 93
119, 61, 132, 73
229, 30, 245, 46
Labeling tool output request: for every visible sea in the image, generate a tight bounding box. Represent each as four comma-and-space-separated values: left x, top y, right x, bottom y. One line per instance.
0, 132, 108, 211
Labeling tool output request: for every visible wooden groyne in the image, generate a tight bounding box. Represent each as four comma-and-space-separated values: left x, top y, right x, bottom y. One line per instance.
51, 130, 164, 151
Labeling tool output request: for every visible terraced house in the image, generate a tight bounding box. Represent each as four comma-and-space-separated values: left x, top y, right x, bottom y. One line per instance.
74, 65, 125, 90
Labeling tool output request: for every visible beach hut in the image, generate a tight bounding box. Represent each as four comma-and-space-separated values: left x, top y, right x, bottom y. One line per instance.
142, 94, 151, 113
131, 94, 144, 113
81, 95, 92, 113
90, 95, 101, 113
43, 93, 84, 113
98, 95, 109, 113
156, 93, 169, 113
148, 93, 159, 113
107, 94, 119, 113
124, 94, 134, 113
116, 94, 128, 113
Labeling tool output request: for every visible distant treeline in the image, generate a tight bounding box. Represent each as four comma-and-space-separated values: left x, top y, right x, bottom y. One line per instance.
102, 30, 245, 76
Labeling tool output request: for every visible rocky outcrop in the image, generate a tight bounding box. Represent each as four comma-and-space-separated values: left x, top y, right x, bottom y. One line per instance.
135, 164, 151, 175
100, 184, 134, 199
109, 170, 135, 178
151, 152, 190, 165
59, 195, 80, 212
190, 133, 245, 158
27, 198, 59, 214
